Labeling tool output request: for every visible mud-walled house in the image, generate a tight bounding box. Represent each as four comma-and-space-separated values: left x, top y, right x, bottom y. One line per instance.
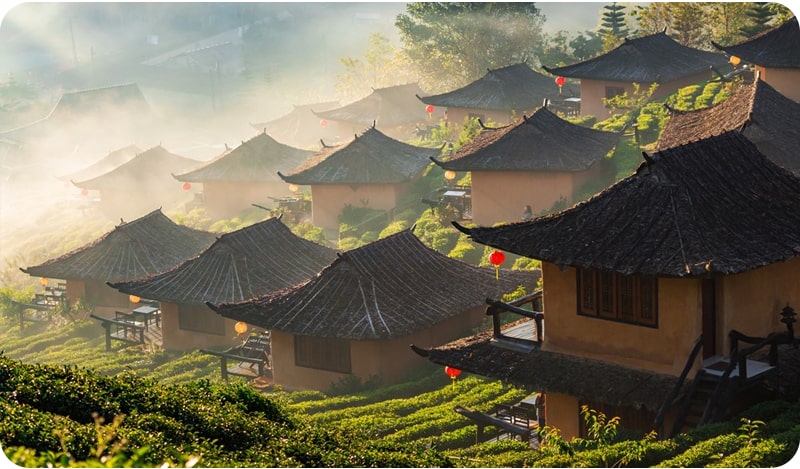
278, 125, 441, 232
21, 209, 215, 317
432, 106, 621, 225
657, 77, 800, 175
312, 83, 442, 141
209, 228, 538, 391
250, 101, 342, 149
173, 131, 315, 219
418, 63, 569, 127
414, 132, 800, 440
71, 145, 201, 220
108, 217, 336, 351
544, 31, 728, 119
713, 16, 800, 103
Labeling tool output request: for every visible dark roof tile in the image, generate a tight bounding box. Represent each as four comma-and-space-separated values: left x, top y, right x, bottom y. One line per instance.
209, 229, 539, 340
545, 32, 728, 82
279, 126, 440, 185
434, 107, 621, 172
21, 209, 215, 282
109, 217, 336, 305
456, 132, 800, 277
713, 17, 800, 68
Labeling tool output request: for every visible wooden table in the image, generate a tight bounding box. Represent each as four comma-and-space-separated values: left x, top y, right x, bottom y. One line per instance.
130, 305, 160, 329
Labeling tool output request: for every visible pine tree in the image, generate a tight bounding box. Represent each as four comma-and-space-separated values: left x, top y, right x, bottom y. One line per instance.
598, 3, 630, 40
739, 2, 775, 37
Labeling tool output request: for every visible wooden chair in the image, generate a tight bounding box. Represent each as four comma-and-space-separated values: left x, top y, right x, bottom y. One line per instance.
202, 332, 271, 382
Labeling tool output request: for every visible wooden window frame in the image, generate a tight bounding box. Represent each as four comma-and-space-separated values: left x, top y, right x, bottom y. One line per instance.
577, 268, 658, 327
294, 335, 352, 374
605, 86, 626, 100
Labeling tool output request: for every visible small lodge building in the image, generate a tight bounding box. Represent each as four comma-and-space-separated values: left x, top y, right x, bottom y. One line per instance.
544, 31, 729, 119
713, 16, 800, 103
108, 217, 336, 350
21, 209, 215, 318
278, 126, 441, 232
208, 228, 538, 391
414, 132, 800, 440
432, 106, 621, 225
418, 63, 571, 127
57, 145, 142, 185
657, 77, 800, 175
312, 83, 442, 141
172, 131, 315, 219
250, 101, 342, 149
71, 145, 201, 220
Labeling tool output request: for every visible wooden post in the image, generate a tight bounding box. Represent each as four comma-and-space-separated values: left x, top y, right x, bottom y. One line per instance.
220, 356, 229, 381
103, 323, 112, 352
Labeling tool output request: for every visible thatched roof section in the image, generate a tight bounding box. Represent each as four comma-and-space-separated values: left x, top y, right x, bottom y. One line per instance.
454, 132, 800, 277
432, 107, 620, 172
208, 229, 538, 340
712, 17, 800, 68
544, 32, 727, 82
657, 78, 800, 174
21, 209, 215, 282
172, 131, 314, 183
412, 320, 679, 411
108, 217, 336, 305
72, 145, 200, 191
313, 83, 439, 128
278, 126, 440, 185
418, 63, 566, 111
250, 101, 341, 149
57, 144, 141, 182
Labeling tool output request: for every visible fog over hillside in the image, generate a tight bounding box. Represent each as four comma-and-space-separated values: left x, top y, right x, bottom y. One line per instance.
0, 1, 608, 285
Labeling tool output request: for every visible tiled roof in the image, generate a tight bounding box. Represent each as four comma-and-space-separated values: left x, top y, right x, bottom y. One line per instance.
313, 83, 439, 128
412, 320, 678, 411
208, 229, 539, 340
250, 101, 342, 148
72, 145, 200, 190
712, 17, 800, 68
278, 126, 440, 185
455, 132, 800, 277
657, 78, 800, 174
57, 144, 141, 182
544, 32, 728, 82
109, 217, 336, 305
419, 63, 566, 111
21, 209, 215, 282
433, 107, 620, 172
173, 132, 314, 183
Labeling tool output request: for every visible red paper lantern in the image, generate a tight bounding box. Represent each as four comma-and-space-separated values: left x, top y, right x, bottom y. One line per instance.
182, 182, 191, 191
489, 250, 505, 267
555, 76, 566, 86
445, 366, 462, 379
320, 119, 328, 128
80, 188, 88, 196
425, 104, 435, 114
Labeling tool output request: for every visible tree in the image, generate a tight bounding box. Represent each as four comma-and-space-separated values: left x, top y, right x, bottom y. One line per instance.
632, 2, 672, 35
739, 2, 776, 37
668, 2, 708, 47
569, 31, 604, 61
335, 33, 416, 103
598, 3, 630, 40
705, 2, 751, 45
395, 2, 545, 92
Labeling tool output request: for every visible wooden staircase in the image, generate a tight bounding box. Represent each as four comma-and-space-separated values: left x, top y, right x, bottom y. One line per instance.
671, 370, 721, 436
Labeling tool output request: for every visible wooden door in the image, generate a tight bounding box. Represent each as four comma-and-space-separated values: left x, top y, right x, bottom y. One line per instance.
701, 279, 717, 359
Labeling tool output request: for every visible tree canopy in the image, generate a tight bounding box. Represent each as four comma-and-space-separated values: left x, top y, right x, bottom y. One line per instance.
395, 2, 546, 93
